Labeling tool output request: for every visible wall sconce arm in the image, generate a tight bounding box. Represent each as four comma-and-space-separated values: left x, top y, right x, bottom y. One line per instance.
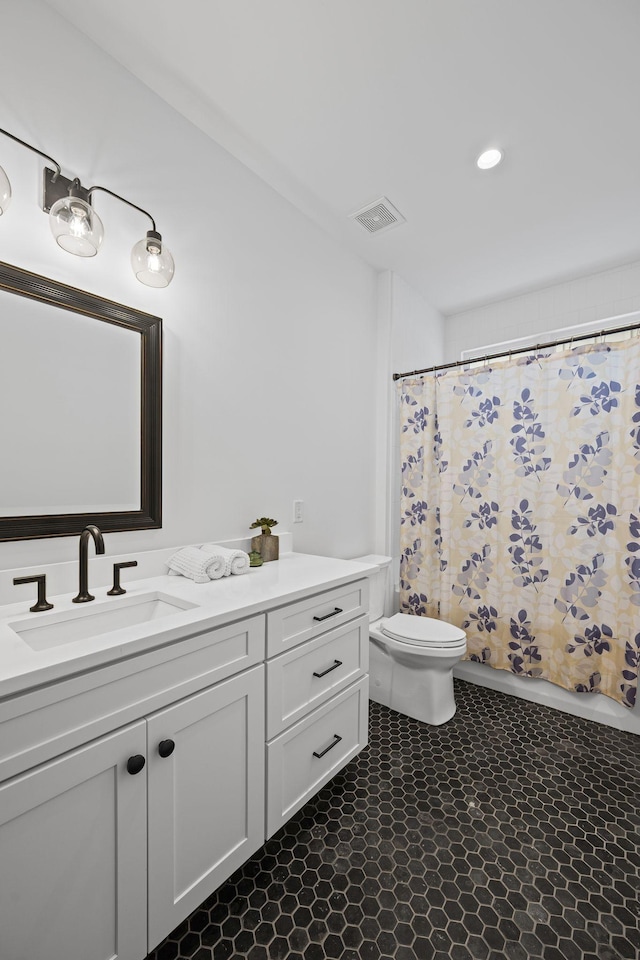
0, 127, 61, 180
88, 184, 157, 233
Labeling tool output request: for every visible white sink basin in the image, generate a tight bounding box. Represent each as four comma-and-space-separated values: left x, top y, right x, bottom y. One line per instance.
9, 592, 199, 652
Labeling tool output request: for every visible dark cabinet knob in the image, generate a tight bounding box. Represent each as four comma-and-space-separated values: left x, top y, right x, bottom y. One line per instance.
126, 754, 146, 775
158, 739, 175, 758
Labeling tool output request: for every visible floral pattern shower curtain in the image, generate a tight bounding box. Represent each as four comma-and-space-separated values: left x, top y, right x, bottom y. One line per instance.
398, 339, 640, 708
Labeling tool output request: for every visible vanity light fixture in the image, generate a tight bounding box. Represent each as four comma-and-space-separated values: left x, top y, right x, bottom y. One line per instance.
0, 164, 11, 215
476, 147, 503, 170
0, 127, 174, 287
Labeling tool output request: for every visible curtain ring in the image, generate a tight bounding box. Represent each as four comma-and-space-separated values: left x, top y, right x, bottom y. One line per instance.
600, 329, 606, 344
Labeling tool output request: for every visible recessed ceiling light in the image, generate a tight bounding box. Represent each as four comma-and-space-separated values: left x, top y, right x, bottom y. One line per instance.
476, 148, 503, 170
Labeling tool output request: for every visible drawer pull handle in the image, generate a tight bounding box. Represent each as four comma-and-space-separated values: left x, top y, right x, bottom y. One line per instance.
158, 739, 175, 758
313, 734, 343, 759
126, 754, 146, 776
313, 659, 343, 678
313, 607, 343, 622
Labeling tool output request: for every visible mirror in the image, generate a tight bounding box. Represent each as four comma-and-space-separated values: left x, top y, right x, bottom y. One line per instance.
0, 260, 162, 541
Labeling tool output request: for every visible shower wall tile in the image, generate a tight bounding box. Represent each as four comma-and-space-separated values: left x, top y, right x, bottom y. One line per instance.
444, 258, 640, 362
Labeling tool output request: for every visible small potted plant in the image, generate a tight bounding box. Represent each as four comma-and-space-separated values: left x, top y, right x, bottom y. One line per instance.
250, 517, 279, 562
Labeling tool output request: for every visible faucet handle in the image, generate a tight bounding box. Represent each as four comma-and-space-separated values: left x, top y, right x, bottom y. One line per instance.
107, 561, 138, 596
13, 574, 54, 612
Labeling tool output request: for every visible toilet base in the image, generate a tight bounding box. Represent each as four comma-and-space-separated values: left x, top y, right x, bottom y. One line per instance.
389, 658, 457, 725
369, 635, 459, 726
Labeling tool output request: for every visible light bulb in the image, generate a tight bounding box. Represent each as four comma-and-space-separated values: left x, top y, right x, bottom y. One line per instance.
49, 194, 104, 257
0, 165, 11, 215
131, 230, 174, 287
476, 148, 503, 170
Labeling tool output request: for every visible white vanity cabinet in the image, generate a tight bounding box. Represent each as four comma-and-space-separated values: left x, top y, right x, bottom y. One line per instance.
0, 616, 266, 960
0, 559, 372, 960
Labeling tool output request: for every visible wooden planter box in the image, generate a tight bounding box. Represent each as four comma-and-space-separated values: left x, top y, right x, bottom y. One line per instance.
251, 534, 279, 562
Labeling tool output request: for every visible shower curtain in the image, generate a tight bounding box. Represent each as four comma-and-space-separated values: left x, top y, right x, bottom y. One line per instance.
398, 338, 640, 708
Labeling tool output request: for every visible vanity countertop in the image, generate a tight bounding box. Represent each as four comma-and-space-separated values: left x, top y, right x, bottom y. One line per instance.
0, 553, 377, 701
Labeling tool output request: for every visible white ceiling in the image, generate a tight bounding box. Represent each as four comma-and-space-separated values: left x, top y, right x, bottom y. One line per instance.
44, 0, 640, 314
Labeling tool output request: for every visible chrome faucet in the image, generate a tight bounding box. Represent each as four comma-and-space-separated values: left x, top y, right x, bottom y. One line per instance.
73, 524, 105, 603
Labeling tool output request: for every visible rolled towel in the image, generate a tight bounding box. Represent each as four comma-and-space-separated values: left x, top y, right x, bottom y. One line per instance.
202, 553, 227, 580
201, 543, 250, 576
167, 545, 226, 582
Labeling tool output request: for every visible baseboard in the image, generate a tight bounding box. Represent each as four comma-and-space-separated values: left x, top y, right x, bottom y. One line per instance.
454, 660, 640, 735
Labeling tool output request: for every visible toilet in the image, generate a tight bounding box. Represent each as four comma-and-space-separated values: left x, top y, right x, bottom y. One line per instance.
353, 555, 467, 725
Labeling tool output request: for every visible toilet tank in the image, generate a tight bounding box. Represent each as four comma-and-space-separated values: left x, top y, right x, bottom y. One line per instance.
351, 555, 393, 621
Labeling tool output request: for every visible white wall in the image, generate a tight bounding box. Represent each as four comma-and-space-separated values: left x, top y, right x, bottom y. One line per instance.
375, 272, 444, 568
444, 258, 640, 360
390, 274, 445, 376
0, 0, 379, 572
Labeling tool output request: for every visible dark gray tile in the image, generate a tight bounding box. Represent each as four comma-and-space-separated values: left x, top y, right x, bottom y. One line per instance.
147, 682, 640, 960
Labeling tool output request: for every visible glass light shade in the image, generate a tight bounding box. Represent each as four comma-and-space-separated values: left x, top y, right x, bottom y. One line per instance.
49, 195, 104, 257
131, 231, 175, 288
0, 165, 11, 215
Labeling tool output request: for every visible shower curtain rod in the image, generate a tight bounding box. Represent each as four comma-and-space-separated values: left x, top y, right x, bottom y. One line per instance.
392, 317, 640, 381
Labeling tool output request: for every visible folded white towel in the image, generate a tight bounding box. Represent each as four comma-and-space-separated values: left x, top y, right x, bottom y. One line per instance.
166, 545, 226, 582
201, 543, 250, 576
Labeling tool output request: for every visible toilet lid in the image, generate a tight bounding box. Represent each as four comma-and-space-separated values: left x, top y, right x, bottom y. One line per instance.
381, 613, 466, 646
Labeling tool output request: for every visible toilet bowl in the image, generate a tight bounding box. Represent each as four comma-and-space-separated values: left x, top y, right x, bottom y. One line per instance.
353, 556, 467, 726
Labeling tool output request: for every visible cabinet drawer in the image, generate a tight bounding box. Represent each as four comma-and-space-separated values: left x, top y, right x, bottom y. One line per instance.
0, 615, 265, 783
266, 579, 369, 657
266, 615, 369, 739
266, 676, 368, 838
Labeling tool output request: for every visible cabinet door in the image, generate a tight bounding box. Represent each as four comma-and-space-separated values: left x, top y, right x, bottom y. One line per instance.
147, 665, 265, 950
0, 722, 147, 960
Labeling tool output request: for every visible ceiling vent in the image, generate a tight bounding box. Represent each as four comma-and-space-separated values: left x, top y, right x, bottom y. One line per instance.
349, 197, 406, 235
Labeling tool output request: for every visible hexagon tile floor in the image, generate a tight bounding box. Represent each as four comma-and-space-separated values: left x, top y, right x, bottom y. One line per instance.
147, 679, 640, 960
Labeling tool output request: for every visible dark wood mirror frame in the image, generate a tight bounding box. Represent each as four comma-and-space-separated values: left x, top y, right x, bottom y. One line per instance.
0, 260, 162, 542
